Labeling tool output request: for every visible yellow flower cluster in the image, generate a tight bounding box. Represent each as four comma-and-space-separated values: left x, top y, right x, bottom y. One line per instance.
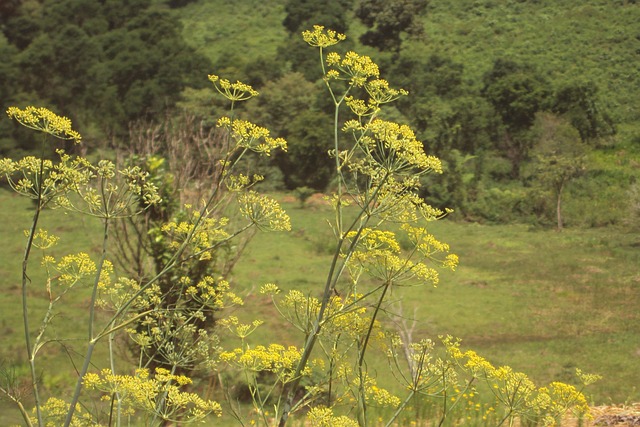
28, 228, 60, 250
208, 74, 259, 101
237, 191, 291, 231
347, 228, 400, 253
219, 316, 263, 339
7, 106, 82, 142
217, 116, 287, 156
276, 290, 372, 340
225, 173, 264, 192
96, 276, 140, 311
442, 337, 597, 425
42, 252, 97, 288
0, 151, 93, 205
32, 397, 92, 427
259, 282, 280, 295
358, 374, 401, 408
365, 119, 442, 174
219, 344, 308, 383
402, 224, 459, 271
365, 79, 409, 106
186, 276, 243, 308
302, 25, 346, 48
307, 406, 358, 427
325, 51, 379, 87
161, 210, 231, 257
343, 227, 454, 286
53, 161, 160, 218
83, 368, 222, 422
343, 80, 407, 118
345, 96, 377, 117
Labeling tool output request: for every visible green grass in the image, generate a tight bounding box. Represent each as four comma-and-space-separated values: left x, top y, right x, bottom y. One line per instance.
230, 197, 640, 405
1, 189, 638, 424
0, 189, 108, 425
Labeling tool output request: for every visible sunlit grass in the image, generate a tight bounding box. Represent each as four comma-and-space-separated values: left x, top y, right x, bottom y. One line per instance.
1, 189, 638, 424
231, 195, 640, 405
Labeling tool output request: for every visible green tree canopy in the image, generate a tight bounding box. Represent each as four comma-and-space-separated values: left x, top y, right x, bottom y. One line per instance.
0, 0, 211, 152
482, 59, 552, 177
356, 0, 428, 52
552, 80, 615, 142
529, 112, 587, 229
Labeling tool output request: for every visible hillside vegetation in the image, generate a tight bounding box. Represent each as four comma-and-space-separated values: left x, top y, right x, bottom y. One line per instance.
1, 0, 639, 226
179, 0, 640, 227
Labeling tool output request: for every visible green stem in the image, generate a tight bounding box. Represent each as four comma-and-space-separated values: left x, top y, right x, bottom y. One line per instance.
63, 217, 110, 426
22, 146, 46, 427
385, 390, 415, 427
0, 385, 35, 427
358, 281, 390, 368
355, 280, 391, 427
277, 169, 390, 426
108, 333, 122, 427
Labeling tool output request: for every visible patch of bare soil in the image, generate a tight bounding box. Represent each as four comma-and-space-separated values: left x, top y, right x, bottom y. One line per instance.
589, 403, 640, 426
547, 404, 640, 426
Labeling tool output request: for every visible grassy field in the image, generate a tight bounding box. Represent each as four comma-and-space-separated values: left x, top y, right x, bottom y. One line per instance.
0, 189, 638, 424
230, 195, 640, 406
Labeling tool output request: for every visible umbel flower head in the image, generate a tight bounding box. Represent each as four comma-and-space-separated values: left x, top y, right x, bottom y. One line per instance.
7, 106, 81, 143
302, 25, 346, 48
208, 74, 259, 102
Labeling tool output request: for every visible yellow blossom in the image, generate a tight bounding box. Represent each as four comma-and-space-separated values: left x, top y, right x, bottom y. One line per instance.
208, 74, 258, 101
302, 25, 346, 48
7, 106, 82, 142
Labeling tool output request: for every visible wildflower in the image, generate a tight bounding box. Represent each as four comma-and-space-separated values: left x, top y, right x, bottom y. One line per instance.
7, 106, 81, 142
217, 117, 287, 156
366, 79, 408, 106
362, 119, 442, 175
28, 228, 59, 249
324, 51, 379, 87
345, 96, 378, 117
83, 368, 222, 421
307, 406, 358, 427
237, 191, 291, 231
576, 368, 601, 386
302, 25, 346, 48
208, 74, 258, 101
260, 283, 280, 295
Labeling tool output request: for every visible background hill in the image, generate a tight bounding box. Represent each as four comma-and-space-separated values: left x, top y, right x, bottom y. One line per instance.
3, 0, 638, 226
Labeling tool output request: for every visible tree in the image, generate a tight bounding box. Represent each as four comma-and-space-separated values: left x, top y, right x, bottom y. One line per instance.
529, 112, 586, 230
356, 0, 429, 52
482, 59, 551, 177
552, 79, 615, 142
3, 0, 210, 146
283, 0, 353, 34
390, 53, 496, 155
243, 72, 334, 189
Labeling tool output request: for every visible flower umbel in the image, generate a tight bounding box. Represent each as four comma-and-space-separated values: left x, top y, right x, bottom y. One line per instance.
7, 106, 81, 142
208, 74, 259, 102
302, 25, 346, 48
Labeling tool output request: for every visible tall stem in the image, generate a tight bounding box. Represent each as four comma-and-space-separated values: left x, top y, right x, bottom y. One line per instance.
64, 217, 110, 426
356, 281, 391, 426
22, 143, 46, 427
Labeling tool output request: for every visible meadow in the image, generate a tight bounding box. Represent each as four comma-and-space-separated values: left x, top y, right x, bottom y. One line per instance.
2, 186, 637, 425
230, 195, 640, 406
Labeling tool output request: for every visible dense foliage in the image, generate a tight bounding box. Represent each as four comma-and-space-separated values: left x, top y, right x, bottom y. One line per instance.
2, 0, 639, 227
0, 0, 211, 154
